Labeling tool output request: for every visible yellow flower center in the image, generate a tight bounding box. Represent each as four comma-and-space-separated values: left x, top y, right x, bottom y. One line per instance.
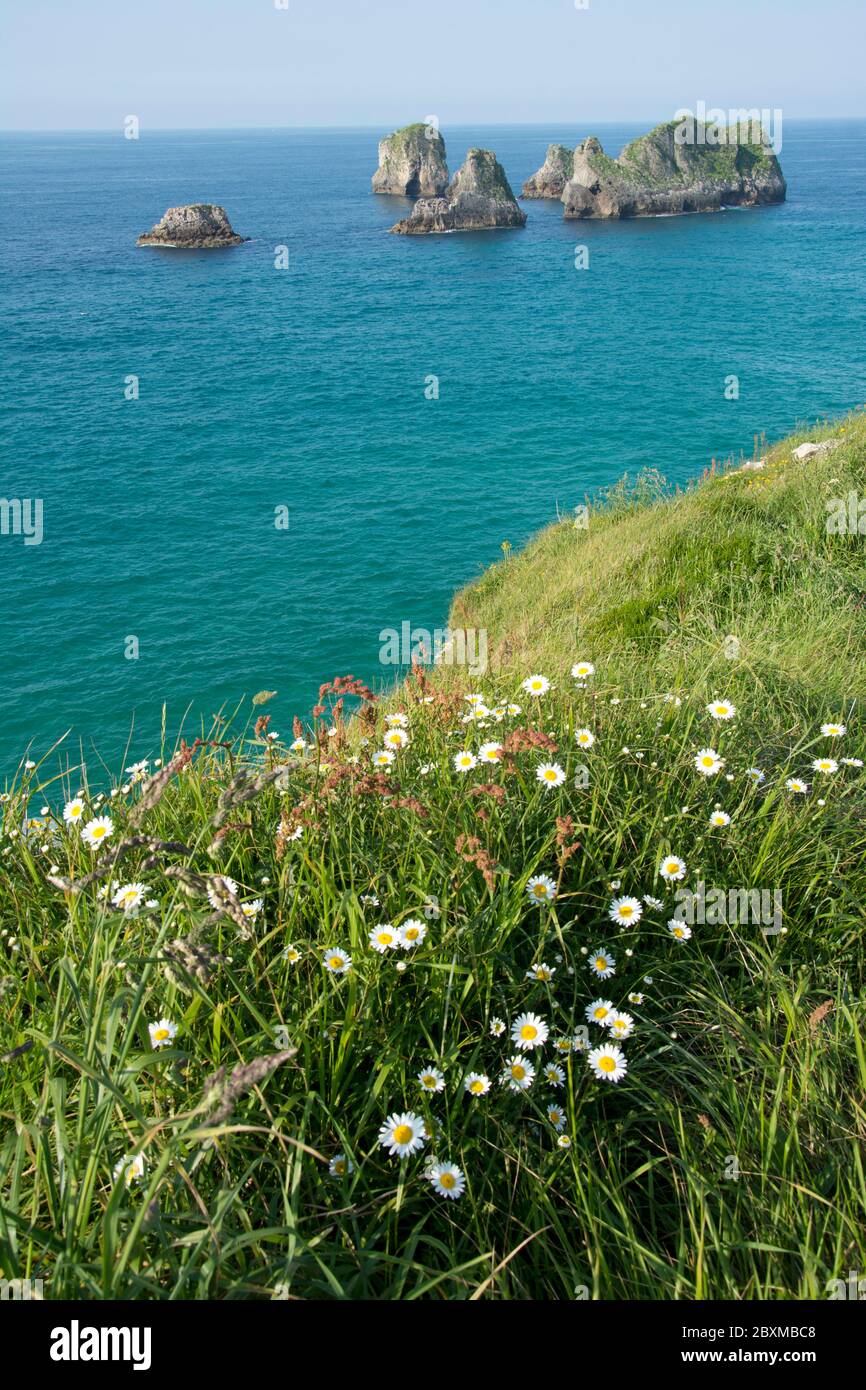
593, 1008, 608, 1019
328, 956, 343, 969
532, 885, 546, 897
423, 1075, 436, 1088
393, 1125, 413, 1146
619, 906, 633, 918
334, 1161, 346, 1174
154, 1029, 169, 1041
544, 770, 557, 781
595, 957, 607, 970
599, 1056, 616, 1073
92, 826, 106, 838
512, 1065, 526, 1081
404, 928, 418, 940
439, 1172, 456, 1189
520, 1024, 537, 1041
470, 1080, 484, 1093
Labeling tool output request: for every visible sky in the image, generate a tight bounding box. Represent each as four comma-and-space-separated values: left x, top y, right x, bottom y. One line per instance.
1, 0, 864, 130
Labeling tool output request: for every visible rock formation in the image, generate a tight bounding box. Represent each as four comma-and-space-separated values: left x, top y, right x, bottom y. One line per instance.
137, 204, 246, 248
561, 120, 786, 219
372, 123, 449, 197
522, 144, 575, 198
390, 149, 527, 235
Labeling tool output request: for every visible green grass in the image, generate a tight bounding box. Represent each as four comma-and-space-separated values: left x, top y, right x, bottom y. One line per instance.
1, 412, 864, 1300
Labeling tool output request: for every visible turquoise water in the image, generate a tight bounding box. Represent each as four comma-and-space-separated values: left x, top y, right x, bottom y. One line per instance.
1, 122, 865, 777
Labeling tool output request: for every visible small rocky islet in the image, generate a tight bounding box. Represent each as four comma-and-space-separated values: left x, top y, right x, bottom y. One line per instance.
137, 203, 246, 248
373, 124, 525, 234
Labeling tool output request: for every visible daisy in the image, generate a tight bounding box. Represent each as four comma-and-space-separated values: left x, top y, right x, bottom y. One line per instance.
290, 737, 306, 753
547, 1104, 567, 1131
453, 750, 477, 773
536, 763, 566, 789
372, 749, 395, 768
502, 1055, 535, 1091
427, 1162, 465, 1200
329, 1154, 353, 1178
323, 948, 352, 975
585, 999, 615, 1026
385, 713, 409, 729
125, 760, 149, 782
786, 778, 809, 794
709, 810, 731, 827
383, 728, 409, 750
511, 1012, 549, 1050
609, 896, 643, 926
369, 924, 400, 953
643, 895, 664, 910
842, 757, 864, 768
522, 675, 550, 697
659, 855, 687, 882
464, 1072, 491, 1097
608, 1011, 634, 1040
489, 1017, 506, 1037
284, 945, 301, 964
574, 728, 595, 748
113, 1153, 146, 1187
557, 1134, 572, 1149
241, 898, 264, 920
812, 758, 838, 774
589, 949, 616, 980
588, 1044, 628, 1083
526, 874, 557, 904
377, 1112, 426, 1158
148, 1018, 177, 1050
667, 920, 692, 941
627, 992, 645, 1005
694, 749, 724, 776
464, 704, 491, 722
81, 815, 113, 849
418, 1066, 445, 1094
207, 875, 239, 909
544, 1063, 565, 1087
745, 767, 766, 784
707, 699, 736, 721
506, 703, 522, 717
63, 798, 85, 825
399, 919, 427, 948
820, 723, 846, 737
526, 961, 556, 982
478, 741, 503, 763
112, 882, 146, 913
571, 661, 595, 680
554, 1037, 574, 1053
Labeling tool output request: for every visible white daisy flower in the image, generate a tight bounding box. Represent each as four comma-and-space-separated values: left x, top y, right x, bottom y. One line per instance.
329, 1153, 353, 1178
608, 1011, 634, 1039
694, 748, 724, 776
112, 882, 146, 913
511, 1012, 549, 1050
609, 896, 643, 925
489, 1017, 506, 1037
506, 703, 522, 717
557, 1134, 572, 1149
148, 1018, 177, 1050
627, 992, 645, 1006
786, 778, 809, 794
418, 1066, 445, 1094
571, 661, 595, 680
290, 737, 307, 753
588, 1044, 627, 1083
659, 856, 687, 882
284, 945, 302, 964
536, 762, 565, 789
427, 1162, 465, 1200
522, 675, 550, 697
502, 1055, 536, 1091
547, 1104, 567, 1131
574, 728, 595, 748
478, 741, 503, 763
241, 898, 263, 920
643, 895, 664, 910
707, 699, 736, 721
526, 873, 557, 903
585, 999, 615, 1025
383, 728, 409, 750
369, 923, 400, 952
385, 713, 409, 729
323, 948, 352, 975
544, 1063, 566, 1087
464, 1072, 491, 1097
709, 810, 731, 827
820, 723, 846, 737
453, 750, 477, 773
113, 1153, 146, 1187
841, 757, 863, 768
80, 815, 114, 849
399, 918, 427, 948
206, 875, 239, 910
745, 767, 766, 784
377, 1112, 426, 1158
63, 798, 85, 825
667, 920, 692, 941
526, 961, 556, 982
812, 758, 838, 774
589, 949, 616, 980
372, 749, 396, 768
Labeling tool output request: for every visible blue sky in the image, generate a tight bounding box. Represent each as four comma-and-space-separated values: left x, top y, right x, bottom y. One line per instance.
1, 0, 864, 130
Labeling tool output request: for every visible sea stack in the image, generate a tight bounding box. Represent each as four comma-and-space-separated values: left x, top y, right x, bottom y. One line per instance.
561, 120, 786, 219
137, 204, 246, 248
522, 144, 575, 198
390, 149, 527, 235
372, 123, 449, 197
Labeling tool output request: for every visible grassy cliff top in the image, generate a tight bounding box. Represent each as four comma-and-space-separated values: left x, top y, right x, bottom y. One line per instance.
1, 411, 864, 1301
588, 118, 779, 187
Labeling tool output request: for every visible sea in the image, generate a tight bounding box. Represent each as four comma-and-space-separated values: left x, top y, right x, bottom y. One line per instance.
1, 121, 865, 779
